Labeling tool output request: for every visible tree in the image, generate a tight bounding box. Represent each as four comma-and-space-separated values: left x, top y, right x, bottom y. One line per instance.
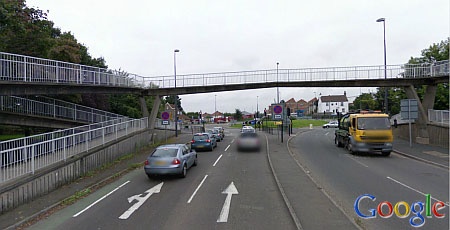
234, 109, 243, 121
350, 93, 378, 111
163, 95, 183, 112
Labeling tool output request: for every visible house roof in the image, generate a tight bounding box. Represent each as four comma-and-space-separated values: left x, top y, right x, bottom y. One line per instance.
321, 95, 348, 102
297, 99, 307, 104
165, 103, 175, 109
286, 98, 296, 103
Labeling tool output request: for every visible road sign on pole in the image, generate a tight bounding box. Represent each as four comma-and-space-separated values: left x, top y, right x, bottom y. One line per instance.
400, 99, 418, 147
272, 104, 283, 121
161, 111, 170, 125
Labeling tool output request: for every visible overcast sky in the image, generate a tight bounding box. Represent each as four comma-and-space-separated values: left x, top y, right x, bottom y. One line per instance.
27, 0, 449, 113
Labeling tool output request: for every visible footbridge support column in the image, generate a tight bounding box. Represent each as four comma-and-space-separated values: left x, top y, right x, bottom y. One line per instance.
404, 85, 437, 144
148, 95, 162, 129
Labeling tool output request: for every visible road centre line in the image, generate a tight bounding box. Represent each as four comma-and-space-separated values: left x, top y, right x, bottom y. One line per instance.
213, 154, 223, 167
387, 176, 449, 206
187, 175, 208, 203
325, 132, 329, 136
230, 139, 235, 144
224, 145, 230, 152
73, 180, 130, 217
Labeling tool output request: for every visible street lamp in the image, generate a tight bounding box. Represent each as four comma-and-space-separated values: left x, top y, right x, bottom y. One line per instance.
276, 62, 279, 103
376, 18, 388, 114
256, 96, 259, 118
215, 94, 217, 120
174, 49, 180, 137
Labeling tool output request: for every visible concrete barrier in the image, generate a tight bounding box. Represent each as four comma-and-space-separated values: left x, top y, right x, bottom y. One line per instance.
0, 129, 173, 214
393, 123, 449, 148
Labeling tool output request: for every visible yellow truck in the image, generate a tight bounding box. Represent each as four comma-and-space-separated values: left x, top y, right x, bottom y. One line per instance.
334, 111, 393, 156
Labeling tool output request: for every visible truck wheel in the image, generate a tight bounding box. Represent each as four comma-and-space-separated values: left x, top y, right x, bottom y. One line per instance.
346, 140, 355, 155
335, 136, 343, 147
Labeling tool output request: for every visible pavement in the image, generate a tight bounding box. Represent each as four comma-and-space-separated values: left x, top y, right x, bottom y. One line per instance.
392, 136, 449, 169
0, 127, 448, 229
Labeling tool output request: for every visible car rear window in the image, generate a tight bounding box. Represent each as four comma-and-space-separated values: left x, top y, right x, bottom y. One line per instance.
193, 135, 208, 141
240, 132, 258, 138
151, 148, 178, 157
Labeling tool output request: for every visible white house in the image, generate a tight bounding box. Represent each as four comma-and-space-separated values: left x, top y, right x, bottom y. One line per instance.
318, 92, 349, 114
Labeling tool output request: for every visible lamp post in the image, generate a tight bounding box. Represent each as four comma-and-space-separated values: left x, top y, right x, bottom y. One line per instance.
376, 18, 388, 114
174, 49, 180, 137
214, 94, 217, 121
256, 96, 259, 118
276, 62, 279, 103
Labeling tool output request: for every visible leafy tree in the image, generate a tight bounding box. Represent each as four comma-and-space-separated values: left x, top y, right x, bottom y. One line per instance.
350, 93, 378, 111
163, 95, 183, 112
234, 109, 243, 121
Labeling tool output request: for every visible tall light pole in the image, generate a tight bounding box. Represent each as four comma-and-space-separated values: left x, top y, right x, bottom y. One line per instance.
174, 49, 180, 137
276, 62, 279, 103
214, 94, 217, 120
376, 18, 388, 114
256, 96, 259, 118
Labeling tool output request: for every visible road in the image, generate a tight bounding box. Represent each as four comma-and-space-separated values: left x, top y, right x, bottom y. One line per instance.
28, 127, 296, 230
25, 126, 448, 230
289, 128, 449, 230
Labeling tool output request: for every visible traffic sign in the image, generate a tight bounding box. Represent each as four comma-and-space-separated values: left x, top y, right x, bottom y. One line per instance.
272, 104, 283, 121
400, 99, 418, 120
162, 120, 169, 125
161, 111, 170, 120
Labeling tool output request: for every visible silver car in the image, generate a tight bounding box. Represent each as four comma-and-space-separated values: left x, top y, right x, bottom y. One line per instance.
237, 132, 261, 152
144, 144, 197, 178
323, 121, 339, 128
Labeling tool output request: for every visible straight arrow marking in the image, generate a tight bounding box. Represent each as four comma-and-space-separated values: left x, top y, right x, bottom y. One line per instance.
119, 182, 163, 220
217, 182, 238, 223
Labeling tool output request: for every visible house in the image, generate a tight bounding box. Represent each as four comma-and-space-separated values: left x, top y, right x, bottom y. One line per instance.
268, 97, 317, 116
164, 103, 176, 121
318, 92, 349, 114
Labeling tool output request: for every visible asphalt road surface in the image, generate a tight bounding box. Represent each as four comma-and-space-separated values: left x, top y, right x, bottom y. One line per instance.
28, 127, 296, 230
288, 128, 449, 230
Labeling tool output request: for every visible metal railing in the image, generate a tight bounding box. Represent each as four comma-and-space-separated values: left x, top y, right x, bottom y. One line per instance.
0, 52, 147, 88
1, 52, 448, 90
428, 109, 449, 125
0, 117, 148, 183
0, 95, 127, 123
144, 60, 449, 88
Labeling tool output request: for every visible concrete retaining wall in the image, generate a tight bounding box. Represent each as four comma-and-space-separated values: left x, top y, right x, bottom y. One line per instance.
0, 129, 172, 214
393, 123, 449, 148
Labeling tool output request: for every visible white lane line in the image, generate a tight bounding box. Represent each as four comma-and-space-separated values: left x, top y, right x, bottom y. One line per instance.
230, 139, 235, 144
213, 154, 223, 166
325, 132, 329, 136
345, 155, 369, 168
387, 176, 449, 206
224, 145, 230, 152
187, 175, 208, 204
73, 180, 130, 217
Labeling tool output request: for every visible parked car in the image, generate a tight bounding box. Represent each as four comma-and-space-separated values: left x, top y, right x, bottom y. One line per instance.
207, 129, 222, 142
323, 121, 339, 128
191, 133, 217, 151
144, 144, 197, 178
237, 131, 261, 152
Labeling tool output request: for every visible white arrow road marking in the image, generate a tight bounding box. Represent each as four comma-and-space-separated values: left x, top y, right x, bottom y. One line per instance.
217, 182, 239, 223
119, 182, 164, 220
73, 180, 130, 217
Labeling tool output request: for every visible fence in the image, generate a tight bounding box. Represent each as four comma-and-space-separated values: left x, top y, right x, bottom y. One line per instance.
0, 117, 148, 184
0, 95, 127, 123
428, 109, 449, 125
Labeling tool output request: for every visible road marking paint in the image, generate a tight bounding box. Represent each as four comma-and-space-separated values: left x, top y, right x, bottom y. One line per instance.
217, 182, 239, 223
230, 139, 235, 144
224, 145, 230, 152
345, 155, 369, 168
119, 182, 164, 219
187, 174, 208, 203
213, 154, 223, 166
325, 132, 329, 136
387, 176, 449, 206
73, 180, 130, 217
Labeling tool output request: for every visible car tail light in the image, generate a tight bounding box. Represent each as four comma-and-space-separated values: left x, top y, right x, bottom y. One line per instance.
144, 160, 149, 165
191, 140, 195, 143
172, 158, 181, 165
206, 139, 211, 143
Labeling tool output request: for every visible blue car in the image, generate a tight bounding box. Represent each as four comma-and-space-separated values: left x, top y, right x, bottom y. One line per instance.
191, 133, 217, 151
144, 144, 197, 178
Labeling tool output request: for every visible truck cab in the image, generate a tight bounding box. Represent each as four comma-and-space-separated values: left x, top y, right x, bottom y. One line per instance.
335, 111, 393, 156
